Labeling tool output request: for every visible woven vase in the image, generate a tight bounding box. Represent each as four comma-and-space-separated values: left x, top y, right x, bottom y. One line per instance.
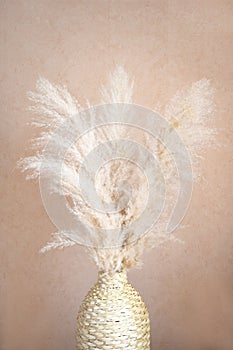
76, 270, 150, 349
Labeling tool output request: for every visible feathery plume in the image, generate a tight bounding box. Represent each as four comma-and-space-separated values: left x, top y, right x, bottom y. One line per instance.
18, 67, 216, 273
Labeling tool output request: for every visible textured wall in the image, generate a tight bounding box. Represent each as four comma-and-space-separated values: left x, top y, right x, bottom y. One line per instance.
1, 1, 232, 349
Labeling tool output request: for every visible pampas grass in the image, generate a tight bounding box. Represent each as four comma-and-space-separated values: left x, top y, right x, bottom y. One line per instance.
18, 66, 216, 273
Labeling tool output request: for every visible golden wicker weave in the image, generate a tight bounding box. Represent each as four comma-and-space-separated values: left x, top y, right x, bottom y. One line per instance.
76, 270, 150, 349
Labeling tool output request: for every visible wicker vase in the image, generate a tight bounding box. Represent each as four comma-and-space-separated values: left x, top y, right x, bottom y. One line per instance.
76, 270, 150, 349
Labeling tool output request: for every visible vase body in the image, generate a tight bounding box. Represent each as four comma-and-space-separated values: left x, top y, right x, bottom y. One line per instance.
76, 270, 150, 349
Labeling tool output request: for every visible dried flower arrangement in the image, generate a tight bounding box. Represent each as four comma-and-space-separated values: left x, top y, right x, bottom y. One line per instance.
18, 66, 216, 274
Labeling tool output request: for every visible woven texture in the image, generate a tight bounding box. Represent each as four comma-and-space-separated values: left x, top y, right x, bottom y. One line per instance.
76, 270, 150, 349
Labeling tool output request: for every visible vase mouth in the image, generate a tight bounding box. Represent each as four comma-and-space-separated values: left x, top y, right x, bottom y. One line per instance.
97, 269, 128, 285
98, 268, 127, 276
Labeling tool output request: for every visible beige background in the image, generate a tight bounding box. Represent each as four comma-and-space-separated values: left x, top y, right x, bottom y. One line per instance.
1, 1, 233, 349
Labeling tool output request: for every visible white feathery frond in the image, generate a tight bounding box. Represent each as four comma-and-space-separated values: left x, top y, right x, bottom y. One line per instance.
17, 154, 43, 180
27, 77, 81, 128
101, 66, 134, 104
164, 79, 216, 178
40, 232, 76, 253
18, 77, 82, 179
165, 79, 214, 123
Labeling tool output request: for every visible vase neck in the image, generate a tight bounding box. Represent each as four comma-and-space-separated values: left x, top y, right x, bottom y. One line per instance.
97, 269, 128, 286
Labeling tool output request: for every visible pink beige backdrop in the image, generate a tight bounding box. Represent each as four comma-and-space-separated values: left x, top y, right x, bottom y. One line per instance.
1, 1, 233, 349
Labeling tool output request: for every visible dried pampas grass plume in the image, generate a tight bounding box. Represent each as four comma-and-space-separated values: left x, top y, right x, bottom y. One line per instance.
18, 66, 216, 273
